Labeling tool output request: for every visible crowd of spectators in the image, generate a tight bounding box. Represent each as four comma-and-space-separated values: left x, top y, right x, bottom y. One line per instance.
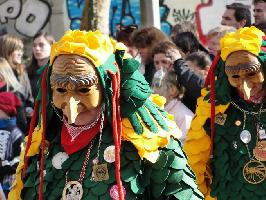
1, 0, 266, 198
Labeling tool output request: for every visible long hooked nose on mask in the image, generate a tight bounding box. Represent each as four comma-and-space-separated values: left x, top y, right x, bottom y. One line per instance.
242, 80, 251, 101
65, 96, 80, 124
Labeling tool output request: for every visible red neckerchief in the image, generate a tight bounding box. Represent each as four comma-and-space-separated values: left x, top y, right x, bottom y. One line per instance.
61, 118, 106, 155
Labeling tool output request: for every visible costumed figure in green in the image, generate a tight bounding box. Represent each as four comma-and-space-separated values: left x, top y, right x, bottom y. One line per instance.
8, 30, 203, 200
184, 26, 266, 200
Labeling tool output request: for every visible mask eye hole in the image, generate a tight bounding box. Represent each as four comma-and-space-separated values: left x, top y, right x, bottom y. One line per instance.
248, 72, 256, 77
232, 75, 240, 78
78, 88, 90, 93
56, 88, 67, 93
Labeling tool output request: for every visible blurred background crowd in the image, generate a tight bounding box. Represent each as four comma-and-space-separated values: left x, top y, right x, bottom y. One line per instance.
1, 0, 266, 199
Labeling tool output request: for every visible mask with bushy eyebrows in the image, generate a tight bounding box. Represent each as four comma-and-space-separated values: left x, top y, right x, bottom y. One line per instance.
225, 51, 265, 103
50, 54, 103, 124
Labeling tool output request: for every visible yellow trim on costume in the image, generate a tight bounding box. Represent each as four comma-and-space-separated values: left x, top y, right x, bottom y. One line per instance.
122, 94, 181, 163
50, 30, 127, 67
8, 142, 25, 200
220, 26, 264, 61
8, 121, 44, 200
183, 88, 229, 199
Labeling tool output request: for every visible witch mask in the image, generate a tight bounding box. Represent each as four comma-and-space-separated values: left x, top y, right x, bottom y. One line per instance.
225, 51, 265, 103
50, 54, 103, 125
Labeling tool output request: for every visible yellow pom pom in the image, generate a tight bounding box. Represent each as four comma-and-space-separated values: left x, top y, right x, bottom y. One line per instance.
149, 94, 166, 108
220, 26, 264, 61
50, 30, 127, 67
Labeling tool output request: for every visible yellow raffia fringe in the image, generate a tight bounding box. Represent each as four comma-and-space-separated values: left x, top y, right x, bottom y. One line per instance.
8, 121, 44, 200
184, 88, 229, 199
122, 94, 182, 163
50, 30, 128, 67
220, 26, 264, 61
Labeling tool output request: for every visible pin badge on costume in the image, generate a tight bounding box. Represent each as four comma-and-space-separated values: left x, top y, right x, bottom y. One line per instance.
92, 163, 109, 181
215, 113, 227, 125
259, 129, 266, 140
52, 152, 69, 169
104, 145, 115, 163
110, 184, 126, 200
254, 141, 266, 161
243, 159, 266, 184
240, 130, 251, 144
62, 181, 83, 200
235, 120, 241, 126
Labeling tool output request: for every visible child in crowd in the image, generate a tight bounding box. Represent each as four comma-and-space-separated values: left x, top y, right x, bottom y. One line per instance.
151, 41, 194, 144
0, 92, 23, 198
152, 71, 194, 145
207, 25, 236, 57
185, 51, 211, 81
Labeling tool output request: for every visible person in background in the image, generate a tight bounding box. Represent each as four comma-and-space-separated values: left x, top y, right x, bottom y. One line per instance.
166, 47, 204, 113
253, 0, 266, 33
172, 31, 200, 58
28, 31, 55, 99
0, 35, 32, 102
185, 51, 211, 81
152, 71, 193, 145
207, 25, 236, 58
116, 24, 139, 59
152, 40, 204, 113
131, 26, 169, 85
151, 41, 177, 95
0, 58, 27, 134
170, 21, 198, 41
170, 21, 209, 58
0, 92, 23, 198
253, 0, 266, 25
221, 3, 251, 29
152, 40, 177, 71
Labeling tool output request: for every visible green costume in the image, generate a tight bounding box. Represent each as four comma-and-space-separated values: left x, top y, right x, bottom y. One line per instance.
9, 30, 203, 200
184, 26, 266, 200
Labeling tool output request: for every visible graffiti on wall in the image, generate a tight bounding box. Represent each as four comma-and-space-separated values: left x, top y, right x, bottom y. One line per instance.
66, 0, 175, 35
172, 8, 195, 22
66, 0, 85, 30
0, 0, 51, 37
110, 0, 140, 36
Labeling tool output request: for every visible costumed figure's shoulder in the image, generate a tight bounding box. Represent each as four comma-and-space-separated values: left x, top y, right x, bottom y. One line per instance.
116, 48, 203, 199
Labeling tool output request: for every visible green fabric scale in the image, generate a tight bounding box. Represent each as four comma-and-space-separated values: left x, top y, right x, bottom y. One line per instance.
205, 99, 266, 200
21, 124, 203, 200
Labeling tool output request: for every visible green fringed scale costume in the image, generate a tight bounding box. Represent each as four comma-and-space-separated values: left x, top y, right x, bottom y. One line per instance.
209, 98, 266, 200
208, 34, 266, 200
22, 125, 202, 200
11, 30, 203, 200
184, 27, 266, 200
